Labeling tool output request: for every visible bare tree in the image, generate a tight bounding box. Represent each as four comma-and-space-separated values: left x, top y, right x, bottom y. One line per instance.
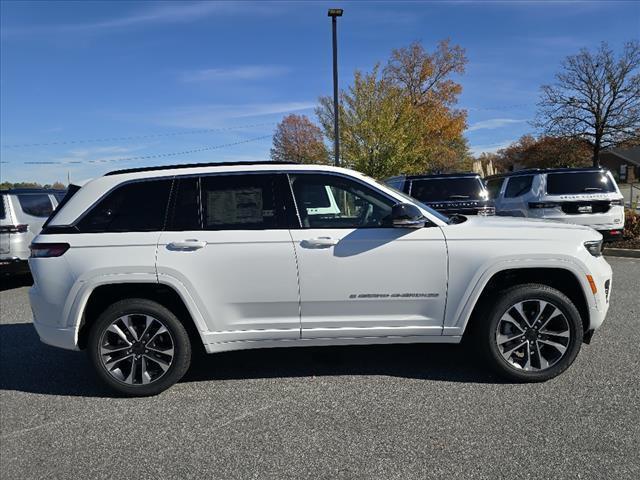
535, 41, 640, 166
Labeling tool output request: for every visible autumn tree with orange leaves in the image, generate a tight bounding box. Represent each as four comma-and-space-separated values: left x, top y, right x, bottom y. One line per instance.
315, 40, 470, 178
270, 114, 329, 165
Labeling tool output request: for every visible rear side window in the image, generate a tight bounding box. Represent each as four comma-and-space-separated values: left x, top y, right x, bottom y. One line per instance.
410, 177, 485, 202
504, 176, 533, 198
546, 172, 616, 194
17, 194, 54, 217
78, 179, 172, 232
485, 178, 504, 199
200, 174, 283, 230
0, 195, 6, 220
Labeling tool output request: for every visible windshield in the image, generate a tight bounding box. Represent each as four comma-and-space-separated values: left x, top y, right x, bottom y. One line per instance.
376, 180, 451, 224
410, 177, 487, 202
546, 172, 616, 194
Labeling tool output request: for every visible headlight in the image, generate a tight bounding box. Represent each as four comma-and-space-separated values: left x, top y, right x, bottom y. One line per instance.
584, 240, 603, 257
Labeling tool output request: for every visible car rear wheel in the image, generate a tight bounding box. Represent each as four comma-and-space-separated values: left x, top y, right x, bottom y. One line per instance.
88, 298, 191, 396
480, 284, 583, 382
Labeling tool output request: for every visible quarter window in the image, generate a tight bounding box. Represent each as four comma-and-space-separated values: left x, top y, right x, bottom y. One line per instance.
504, 176, 533, 198
289, 174, 395, 229
78, 179, 172, 232
17, 194, 54, 217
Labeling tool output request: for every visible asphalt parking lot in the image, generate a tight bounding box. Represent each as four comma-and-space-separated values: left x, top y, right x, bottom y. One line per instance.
1, 257, 639, 479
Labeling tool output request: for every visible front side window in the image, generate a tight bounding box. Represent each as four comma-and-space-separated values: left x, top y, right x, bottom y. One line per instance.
289, 173, 395, 229
0, 195, 6, 220
485, 178, 504, 199
17, 194, 54, 217
504, 176, 533, 198
78, 179, 172, 232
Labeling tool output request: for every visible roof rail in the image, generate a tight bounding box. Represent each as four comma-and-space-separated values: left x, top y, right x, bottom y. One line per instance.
104, 160, 299, 176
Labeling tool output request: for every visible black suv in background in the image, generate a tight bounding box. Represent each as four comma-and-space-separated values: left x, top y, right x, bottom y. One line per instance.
385, 173, 495, 216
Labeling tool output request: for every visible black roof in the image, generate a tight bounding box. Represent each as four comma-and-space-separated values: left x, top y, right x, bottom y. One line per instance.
105, 161, 298, 176
0, 188, 66, 194
485, 167, 608, 180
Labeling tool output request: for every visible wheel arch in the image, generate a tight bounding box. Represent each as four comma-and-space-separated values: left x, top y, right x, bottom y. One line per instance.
76, 280, 207, 352
462, 267, 591, 339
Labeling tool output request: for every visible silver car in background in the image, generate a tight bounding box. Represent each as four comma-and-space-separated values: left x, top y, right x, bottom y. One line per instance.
485, 168, 625, 241
0, 188, 65, 275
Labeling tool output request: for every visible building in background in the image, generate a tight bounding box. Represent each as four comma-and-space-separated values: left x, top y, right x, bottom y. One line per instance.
600, 146, 640, 183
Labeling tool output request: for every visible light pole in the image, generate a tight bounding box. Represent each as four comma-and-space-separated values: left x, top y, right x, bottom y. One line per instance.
328, 8, 343, 167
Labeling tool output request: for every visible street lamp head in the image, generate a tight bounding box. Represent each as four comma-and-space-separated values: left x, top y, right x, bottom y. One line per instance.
328, 8, 343, 17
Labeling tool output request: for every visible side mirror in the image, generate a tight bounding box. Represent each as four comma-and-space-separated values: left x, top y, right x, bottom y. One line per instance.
390, 202, 426, 228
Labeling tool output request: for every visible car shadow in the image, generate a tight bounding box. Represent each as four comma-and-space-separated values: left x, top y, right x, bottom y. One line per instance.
0, 273, 33, 292
0, 323, 507, 398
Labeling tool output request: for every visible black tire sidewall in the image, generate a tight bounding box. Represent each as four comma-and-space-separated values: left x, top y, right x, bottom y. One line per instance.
88, 298, 192, 397
482, 284, 584, 382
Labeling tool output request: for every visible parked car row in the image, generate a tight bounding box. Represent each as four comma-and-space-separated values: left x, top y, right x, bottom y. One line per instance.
384, 167, 625, 241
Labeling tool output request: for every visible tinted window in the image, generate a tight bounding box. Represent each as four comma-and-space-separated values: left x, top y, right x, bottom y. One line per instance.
53, 191, 66, 202
168, 177, 201, 231
17, 194, 53, 217
0, 195, 5, 220
504, 176, 533, 198
546, 172, 616, 194
485, 178, 504, 199
200, 174, 283, 230
290, 174, 395, 229
78, 179, 172, 232
410, 177, 485, 202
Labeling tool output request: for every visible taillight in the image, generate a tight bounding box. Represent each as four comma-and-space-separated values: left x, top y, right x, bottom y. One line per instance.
29, 243, 70, 258
528, 202, 559, 209
0, 224, 28, 233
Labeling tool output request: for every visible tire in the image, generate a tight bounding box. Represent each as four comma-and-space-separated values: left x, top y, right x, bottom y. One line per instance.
477, 283, 583, 382
88, 298, 191, 396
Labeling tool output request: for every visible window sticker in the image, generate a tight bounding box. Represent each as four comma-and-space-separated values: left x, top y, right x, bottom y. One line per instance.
206, 188, 263, 225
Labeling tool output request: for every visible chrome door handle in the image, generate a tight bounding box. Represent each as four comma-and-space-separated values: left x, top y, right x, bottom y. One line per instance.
167, 239, 206, 251
300, 237, 339, 248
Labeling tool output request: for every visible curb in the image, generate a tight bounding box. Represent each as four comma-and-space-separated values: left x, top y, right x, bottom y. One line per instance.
604, 248, 640, 259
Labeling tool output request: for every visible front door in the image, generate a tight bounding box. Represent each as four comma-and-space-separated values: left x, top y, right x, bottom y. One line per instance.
156, 173, 300, 346
287, 173, 448, 339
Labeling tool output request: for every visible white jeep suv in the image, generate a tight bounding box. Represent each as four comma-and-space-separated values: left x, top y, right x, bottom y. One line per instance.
29, 162, 613, 396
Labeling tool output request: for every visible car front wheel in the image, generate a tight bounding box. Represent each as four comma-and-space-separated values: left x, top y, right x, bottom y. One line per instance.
88, 298, 191, 396
480, 284, 584, 382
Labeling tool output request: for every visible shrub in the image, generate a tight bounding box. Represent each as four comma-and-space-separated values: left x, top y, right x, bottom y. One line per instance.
623, 209, 640, 239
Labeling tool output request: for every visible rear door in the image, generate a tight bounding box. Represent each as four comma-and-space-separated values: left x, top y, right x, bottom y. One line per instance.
156, 173, 301, 345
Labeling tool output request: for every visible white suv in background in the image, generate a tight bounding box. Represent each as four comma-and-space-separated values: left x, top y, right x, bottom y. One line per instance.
0, 188, 65, 275
29, 162, 612, 396
486, 168, 625, 241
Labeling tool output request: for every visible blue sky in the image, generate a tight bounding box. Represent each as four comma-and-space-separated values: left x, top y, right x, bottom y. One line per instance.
1, 0, 638, 184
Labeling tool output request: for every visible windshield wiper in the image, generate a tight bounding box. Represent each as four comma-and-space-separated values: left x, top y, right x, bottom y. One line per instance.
449, 194, 470, 199
583, 187, 603, 192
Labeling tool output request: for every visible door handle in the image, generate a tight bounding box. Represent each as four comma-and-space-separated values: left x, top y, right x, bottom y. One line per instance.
300, 236, 339, 248
167, 239, 207, 251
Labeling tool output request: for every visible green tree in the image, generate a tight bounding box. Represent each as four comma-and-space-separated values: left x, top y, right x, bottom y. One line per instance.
316, 40, 469, 178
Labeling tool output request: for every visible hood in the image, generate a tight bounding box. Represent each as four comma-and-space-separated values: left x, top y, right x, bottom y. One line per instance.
442, 214, 601, 242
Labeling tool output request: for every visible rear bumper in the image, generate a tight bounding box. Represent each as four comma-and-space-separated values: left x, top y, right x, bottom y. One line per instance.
0, 257, 30, 275
598, 228, 624, 242
32, 320, 78, 350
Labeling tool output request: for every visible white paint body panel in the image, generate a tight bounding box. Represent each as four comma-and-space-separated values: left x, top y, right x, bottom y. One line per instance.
29, 163, 613, 354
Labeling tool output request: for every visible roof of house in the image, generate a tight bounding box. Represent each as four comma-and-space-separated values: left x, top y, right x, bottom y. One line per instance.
601, 146, 640, 166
